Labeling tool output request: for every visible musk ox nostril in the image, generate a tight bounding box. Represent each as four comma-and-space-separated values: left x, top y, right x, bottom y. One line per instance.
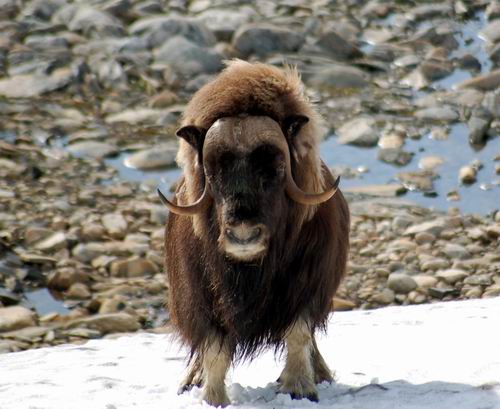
225, 225, 263, 244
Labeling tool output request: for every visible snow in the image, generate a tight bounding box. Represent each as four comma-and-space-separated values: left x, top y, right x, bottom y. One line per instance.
1, 298, 499, 409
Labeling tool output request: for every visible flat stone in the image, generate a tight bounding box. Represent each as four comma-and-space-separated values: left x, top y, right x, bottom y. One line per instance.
48, 269, 86, 291
428, 287, 460, 299
332, 297, 356, 311
0, 326, 49, 342
233, 24, 304, 58
456, 70, 500, 91
436, 268, 468, 284
110, 257, 159, 277
196, 7, 255, 42
0, 68, 73, 98
415, 232, 436, 244
337, 116, 379, 147
387, 273, 417, 294
415, 107, 459, 122
124, 142, 178, 170
378, 132, 405, 149
343, 184, 407, 197
468, 115, 491, 145
0, 306, 37, 333
34, 232, 67, 252
405, 219, 446, 236
371, 288, 395, 305
407, 4, 453, 21
64, 313, 140, 334
68, 6, 125, 37
105, 108, 164, 125
67, 141, 118, 159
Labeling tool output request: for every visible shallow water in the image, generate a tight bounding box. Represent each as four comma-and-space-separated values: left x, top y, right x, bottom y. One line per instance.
24, 288, 70, 316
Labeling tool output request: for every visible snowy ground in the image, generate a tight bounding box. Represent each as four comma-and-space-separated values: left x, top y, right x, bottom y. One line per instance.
1, 298, 499, 409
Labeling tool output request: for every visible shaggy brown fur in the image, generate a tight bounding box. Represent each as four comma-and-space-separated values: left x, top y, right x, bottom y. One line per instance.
164, 60, 350, 403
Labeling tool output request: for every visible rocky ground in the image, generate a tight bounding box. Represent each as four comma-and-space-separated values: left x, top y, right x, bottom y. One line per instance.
1, 0, 499, 353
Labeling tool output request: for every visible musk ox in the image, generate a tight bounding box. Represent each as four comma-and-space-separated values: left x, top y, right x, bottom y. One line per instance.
158, 60, 350, 407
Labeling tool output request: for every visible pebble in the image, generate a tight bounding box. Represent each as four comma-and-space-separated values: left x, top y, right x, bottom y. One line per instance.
456, 70, 500, 91
67, 283, 91, 300
337, 117, 379, 147
479, 19, 500, 44
67, 141, 118, 159
306, 65, 368, 88
65, 313, 140, 334
418, 156, 445, 171
110, 257, 159, 277
459, 165, 477, 184
102, 213, 128, 239
414, 107, 459, 122
387, 273, 417, 294
315, 29, 362, 60
124, 142, 178, 170
436, 268, 469, 284
34, 232, 67, 252
0, 306, 37, 333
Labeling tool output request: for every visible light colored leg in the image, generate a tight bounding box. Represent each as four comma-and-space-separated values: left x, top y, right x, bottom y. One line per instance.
311, 336, 334, 384
201, 339, 231, 407
178, 355, 203, 394
279, 320, 318, 401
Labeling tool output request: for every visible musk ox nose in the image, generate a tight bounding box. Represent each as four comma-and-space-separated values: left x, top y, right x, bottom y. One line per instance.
225, 224, 263, 244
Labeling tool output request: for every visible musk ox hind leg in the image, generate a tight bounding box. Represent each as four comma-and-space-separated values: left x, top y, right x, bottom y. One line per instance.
278, 320, 319, 402
311, 335, 334, 384
178, 354, 203, 394
200, 338, 231, 407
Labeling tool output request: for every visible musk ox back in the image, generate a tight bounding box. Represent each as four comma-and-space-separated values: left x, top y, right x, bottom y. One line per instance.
159, 60, 350, 406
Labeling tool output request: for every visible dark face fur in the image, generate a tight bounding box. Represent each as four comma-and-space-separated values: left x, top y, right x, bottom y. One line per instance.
203, 117, 289, 261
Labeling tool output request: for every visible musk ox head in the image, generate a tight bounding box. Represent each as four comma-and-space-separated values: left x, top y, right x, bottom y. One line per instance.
159, 114, 339, 262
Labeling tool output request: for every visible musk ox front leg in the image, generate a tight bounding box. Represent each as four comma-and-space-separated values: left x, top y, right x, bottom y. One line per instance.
178, 355, 203, 394
201, 339, 231, 407
278, 320, 319, 401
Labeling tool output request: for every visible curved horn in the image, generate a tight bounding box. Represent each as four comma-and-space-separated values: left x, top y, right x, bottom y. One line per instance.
284, 148, 340, 205
157, 184, 211, 216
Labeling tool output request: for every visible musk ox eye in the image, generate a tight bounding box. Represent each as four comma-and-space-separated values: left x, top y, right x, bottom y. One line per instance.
250, 144, 282, 182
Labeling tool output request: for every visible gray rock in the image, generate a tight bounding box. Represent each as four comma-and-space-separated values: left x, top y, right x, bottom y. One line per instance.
377, 148, 413, 166
387, 273, 417, 294
22, 0, 65, 20
0, 68, 73, 98
486, 2, 500, 20
315, 29, 362, 60
0, 0, 19, 19
124, 142, 178, 170
456, 70, 500, 91
479, 19, 500, 44
196, 7, 256, 42
68, 7, 125, 38
65, 313, 140, 334
0, 306, 37, 333
102, 213, 128, 239
0, 288, 20, 306
233, 24, 304, 58
482, 90, 500, 119
154, 36, 223, 77
306, 65, 368, 88
442, 243, 470, 260
105, 108, 163, 125
337, 116, 379, 147
414, 107, 458, 122
67, 141, 118, 159
130, 15, 215, 48
47, 269, 86, 291
421, 258, 450, 271
413, 274, 438, 290
371, 288, 395, 305
468, 116, 491, 145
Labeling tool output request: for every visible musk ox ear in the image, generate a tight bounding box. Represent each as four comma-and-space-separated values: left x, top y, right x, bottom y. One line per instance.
176, 125, 206, 159
282, 115, 309, 142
